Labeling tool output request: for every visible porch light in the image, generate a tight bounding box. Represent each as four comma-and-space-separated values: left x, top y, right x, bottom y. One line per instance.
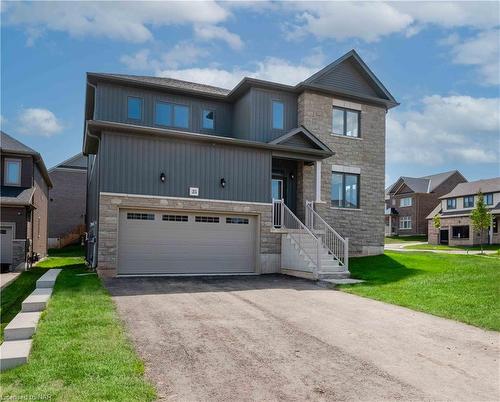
290, 172, 295, 180
160, 172, 166, 183
220, 178, 226, 188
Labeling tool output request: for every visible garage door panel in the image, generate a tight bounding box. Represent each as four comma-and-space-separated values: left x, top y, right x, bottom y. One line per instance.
118, 210, 257, 275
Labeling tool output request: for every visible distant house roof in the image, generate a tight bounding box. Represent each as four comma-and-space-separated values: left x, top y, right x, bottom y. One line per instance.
49, 153, 87, 172
439, 177, 500, 199
0, 131, 52, 188
387, 170, 465, 195
0, 187, 35, 206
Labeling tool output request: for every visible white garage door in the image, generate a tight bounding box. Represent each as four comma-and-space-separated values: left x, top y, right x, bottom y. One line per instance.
117, 210, 257, 275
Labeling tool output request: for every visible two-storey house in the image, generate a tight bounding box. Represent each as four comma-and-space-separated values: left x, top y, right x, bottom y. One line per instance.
427, 178, 500, 246
0, 131, 52, 271
385, 170, 467, 236
83, 50, 398, 279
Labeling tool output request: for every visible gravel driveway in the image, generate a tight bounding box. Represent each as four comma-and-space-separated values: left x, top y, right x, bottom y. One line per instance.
104, 275, 499, 402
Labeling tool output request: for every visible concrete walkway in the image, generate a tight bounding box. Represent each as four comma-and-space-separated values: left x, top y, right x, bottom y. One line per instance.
105, 275, 499, 402
385, 242, 498, 254
0, 272, 20, 290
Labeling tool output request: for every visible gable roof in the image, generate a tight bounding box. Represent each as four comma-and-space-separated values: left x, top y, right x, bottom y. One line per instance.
388, 170, 464, 195
0, 131, 52, 188
439, 177, 500, 199
87, 49, 398, 110
49, 153, 87, 172
268, 126, 333, 153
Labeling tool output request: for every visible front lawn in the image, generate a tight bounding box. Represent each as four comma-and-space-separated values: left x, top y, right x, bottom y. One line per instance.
384, 235, 427, 244
0, 256, 156, 401
340, 251, 500, 331
404, 243, 500, 251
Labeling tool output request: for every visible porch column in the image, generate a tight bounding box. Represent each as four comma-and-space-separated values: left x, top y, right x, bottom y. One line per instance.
314, 161, 322, 203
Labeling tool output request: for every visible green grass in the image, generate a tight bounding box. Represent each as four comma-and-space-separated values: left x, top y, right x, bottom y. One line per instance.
0, 256, 156, 401
340, 251, 500, 331
404, 243, 500, 251
384, 235, 427, 244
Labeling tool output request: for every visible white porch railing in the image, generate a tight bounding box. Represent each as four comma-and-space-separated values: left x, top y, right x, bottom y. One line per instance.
305, 201, 349, 269
272, 199, 321, 270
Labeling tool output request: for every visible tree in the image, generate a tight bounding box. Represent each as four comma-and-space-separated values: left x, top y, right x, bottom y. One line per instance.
470, 192, 492, 254
433, 215, 441, 244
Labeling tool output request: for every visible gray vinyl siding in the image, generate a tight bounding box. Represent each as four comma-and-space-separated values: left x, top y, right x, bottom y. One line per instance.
281, 135, 317, 149
232, 90, 252, 140
312, 58, 379, 98
94, 82, 233, 137
99, 131, 272, 203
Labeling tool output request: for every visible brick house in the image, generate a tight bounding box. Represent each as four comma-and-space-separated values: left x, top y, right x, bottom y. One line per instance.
48, 153, 87, 248
0, 131, 52, 270
385, 170, 467, 236
83, 50, 398, 278
427, 178, 500, 246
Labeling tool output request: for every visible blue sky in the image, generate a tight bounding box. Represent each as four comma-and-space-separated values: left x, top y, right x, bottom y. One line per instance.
1, 1, 499, 185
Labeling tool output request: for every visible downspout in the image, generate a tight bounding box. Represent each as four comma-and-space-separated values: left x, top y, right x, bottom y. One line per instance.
86, 127, 100, 270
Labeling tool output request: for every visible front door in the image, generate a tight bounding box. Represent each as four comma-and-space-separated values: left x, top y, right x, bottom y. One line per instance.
440, 228, 449, 245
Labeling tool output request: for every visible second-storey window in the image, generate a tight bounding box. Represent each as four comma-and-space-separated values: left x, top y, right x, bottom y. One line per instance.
400, 197, 412, 207
202, 109, 215, 129
447, 198, 457, 209
332, 107, 360, 137
155, 102, 189, 128
127, 97, 142, 120
463, 195, 474, 208
331, 172, 359, 208
272, 101, 284, 129
4, 159, 21, 186
485, 193, 493, 205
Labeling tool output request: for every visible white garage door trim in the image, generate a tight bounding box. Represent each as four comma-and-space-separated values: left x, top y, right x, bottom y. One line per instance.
117, 208, 260, 276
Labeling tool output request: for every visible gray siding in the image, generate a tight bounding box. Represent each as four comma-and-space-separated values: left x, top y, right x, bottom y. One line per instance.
99, 131, 272, 203
232, 90, 252, 140
95, 82, 233, 137
312, 59, 379, 98
281, 134, 317, 149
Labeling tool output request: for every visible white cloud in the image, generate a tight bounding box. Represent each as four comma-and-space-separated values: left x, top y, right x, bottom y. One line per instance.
387, 95, 499, 166
3, 1, 229, 44
447, 29, 500, 86
194, 25, 243, 50
156, 56, 321, 88
17, 108, 63, 137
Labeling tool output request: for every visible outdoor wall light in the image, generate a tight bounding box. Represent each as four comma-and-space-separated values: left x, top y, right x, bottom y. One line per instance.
220, 178, 226, 188
160, 172, 166, 183
290, 172, 295, 180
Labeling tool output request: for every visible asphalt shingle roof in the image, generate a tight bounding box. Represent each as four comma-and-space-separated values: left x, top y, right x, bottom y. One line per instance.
440, 178, 500, 199
388, 170, 463, 194
0, 187, 35, 206
1, 131, 37, 155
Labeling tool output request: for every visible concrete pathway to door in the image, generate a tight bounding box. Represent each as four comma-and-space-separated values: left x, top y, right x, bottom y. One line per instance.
105, 275, 499, 402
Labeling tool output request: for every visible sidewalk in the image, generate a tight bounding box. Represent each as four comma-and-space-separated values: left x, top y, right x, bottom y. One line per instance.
384, 243, 498, 255
0, 272, 20, 290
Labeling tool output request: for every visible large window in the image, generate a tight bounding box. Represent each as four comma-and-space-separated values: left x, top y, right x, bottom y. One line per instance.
399, 216, 411, 229
4, 159, 21, 186
127, 97, 143, 120
446, 198, 457, 209
400, 197, 412, 207
155, 101, 189, 128
272, 101, 284, 130
463, 195, 474, 208
452, 225, 469, 239
332, 107, 360, 137
485, 193, 493, 205
331, 172, 359, 208
202, 109, 215, 129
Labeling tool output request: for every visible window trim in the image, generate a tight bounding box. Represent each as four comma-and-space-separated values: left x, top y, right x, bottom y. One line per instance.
127, 96, 143, 121
154, 100, 190, 129
202, 108, 216, 130
331, 171, 360, 209
332, 106, 361, 138
271, 100, 284, 130
4, 158, 22, 186
463, 195, 475, 208
399, 197, 412, 207
399, 216, 412, 230
484, 193, 494, 206
447, 198, 457, 210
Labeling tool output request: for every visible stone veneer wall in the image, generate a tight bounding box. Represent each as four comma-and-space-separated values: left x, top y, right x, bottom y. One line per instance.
97, 193, 281, 277
12, 240, 26, 270
428, 215, 498, 246
298, 91, 386, 256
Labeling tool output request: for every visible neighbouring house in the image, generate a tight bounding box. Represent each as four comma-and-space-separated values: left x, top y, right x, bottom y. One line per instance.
385, 170, 467, 236
48, 153, 87, 248
427, 178, 500, 246
0, 131, 52, 271
83, 49, 398, 279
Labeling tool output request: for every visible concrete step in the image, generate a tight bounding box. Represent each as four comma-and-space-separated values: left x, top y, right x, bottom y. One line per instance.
0, 339, 32, 371
4, 312, 42, 341
36, 269, 62, 288
317, 271, 351, 280
21, 287, 53, 312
